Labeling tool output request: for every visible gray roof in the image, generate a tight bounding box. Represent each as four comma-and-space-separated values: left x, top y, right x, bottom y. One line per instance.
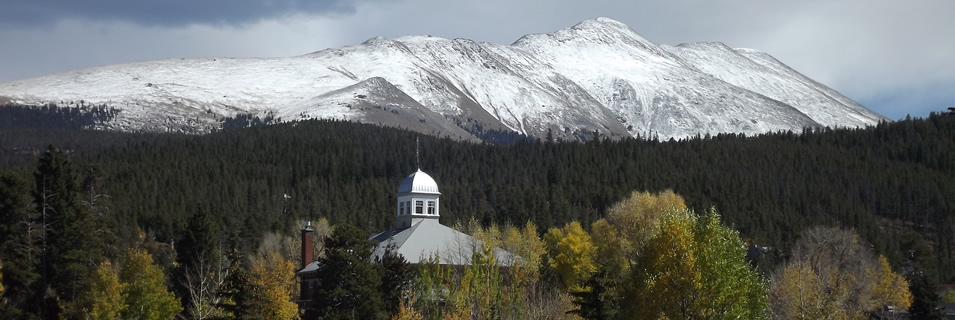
297, 260, 320, 276
371, 219, 515, 266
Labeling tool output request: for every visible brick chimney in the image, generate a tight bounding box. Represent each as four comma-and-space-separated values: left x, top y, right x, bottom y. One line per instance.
301, 221, 313, 269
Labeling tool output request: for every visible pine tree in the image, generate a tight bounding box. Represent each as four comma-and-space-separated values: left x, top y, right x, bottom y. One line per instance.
33, 145, 104, 317
908, 272, 944, 320
377, 243, 412, 317
311, 224, 385, 320
218, 249, 266, 320
0, 171, 41, 318
176, 206, 222, 318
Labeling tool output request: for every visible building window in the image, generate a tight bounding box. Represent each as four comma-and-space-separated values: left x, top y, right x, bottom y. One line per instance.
399, 202, 405, 215
427, 201, 436, 215
415, 200, 424, 214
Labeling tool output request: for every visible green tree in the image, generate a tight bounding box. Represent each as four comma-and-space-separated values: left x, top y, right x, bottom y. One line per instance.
377, 243, 412, 317
176, 207, 224, 319
627, 208, 769, 320
120, 248, 182, 320
33, 145, 104, 317
311, 224, 385, 320
218, 249, 266, 320
691, 209, 768, 319
0, 171, 41, 318
569, 266, 618, 320
908, 272, 944, 320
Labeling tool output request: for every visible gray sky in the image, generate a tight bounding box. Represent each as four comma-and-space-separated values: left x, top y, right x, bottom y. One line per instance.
1, 0, 952, 120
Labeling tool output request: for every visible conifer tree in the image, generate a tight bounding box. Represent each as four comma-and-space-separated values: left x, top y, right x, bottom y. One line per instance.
311, 224, 385, 320
176, 206, 223, 318
0, 171, 41, 317
33, 145, 104, 317
218, 249, 266, 320
377, 244, 411, 317
908, 272, 944, 320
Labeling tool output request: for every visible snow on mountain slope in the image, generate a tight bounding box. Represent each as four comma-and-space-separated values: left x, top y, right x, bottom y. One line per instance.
663, 42, 886, 127
511, 18, 821, 138
732, 48, 886, 125
0, 17, 884, 140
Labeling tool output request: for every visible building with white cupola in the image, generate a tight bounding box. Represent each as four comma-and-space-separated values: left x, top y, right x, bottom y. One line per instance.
370, 169, 513, 265
296, 168, 514, 306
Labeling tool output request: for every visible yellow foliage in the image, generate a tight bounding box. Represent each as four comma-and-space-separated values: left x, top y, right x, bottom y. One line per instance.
770, 228, 910, 319
391, 293, 423, 320
632, 209, 701, 320
501, 221, 546, 284
90, 260, 126, 320
770, 261, 834, 320
606, 190, 687, 264
250, 251, 301, 320
545, 221, 596, 290
121, 248, 183, 320
873, 255, 913, 311
591, 219, 627, 277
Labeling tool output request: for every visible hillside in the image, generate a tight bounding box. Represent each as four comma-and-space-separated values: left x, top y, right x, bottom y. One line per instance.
0, 111, 952, 281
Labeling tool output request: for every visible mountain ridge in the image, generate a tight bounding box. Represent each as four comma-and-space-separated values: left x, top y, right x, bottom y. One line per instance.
0, 17, 886, 140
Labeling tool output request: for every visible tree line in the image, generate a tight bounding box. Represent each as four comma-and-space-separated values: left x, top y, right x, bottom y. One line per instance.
0, 107, 952, 283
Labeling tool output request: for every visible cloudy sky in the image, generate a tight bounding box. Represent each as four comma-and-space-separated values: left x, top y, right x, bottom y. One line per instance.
1, 0, 952, 120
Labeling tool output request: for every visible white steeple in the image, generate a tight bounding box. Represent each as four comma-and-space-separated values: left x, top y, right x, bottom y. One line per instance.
395, 169, 440, 229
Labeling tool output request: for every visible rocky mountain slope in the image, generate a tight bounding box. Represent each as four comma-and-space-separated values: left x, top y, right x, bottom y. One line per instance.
0, 17, 886, 141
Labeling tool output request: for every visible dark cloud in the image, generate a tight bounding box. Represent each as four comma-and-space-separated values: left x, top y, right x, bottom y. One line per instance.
0, 0, 358, 27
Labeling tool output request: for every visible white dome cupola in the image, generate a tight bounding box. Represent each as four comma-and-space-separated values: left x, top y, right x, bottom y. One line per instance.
397, 169, 440, 194
395, 169, 441, 229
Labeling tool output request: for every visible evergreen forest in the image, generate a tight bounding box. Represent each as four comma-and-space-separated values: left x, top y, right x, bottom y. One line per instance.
0, 103, 954, 318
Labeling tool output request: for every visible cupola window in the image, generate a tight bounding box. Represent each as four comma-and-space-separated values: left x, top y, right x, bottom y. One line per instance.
399, 202, 405, 215
415, 200, 424, 214
427, 201, 436, 215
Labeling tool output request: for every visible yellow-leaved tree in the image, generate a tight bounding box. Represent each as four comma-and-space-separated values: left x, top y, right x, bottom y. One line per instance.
873, 255, 913, 312
249, 251, 300, 320
627, 208, 769, 320
769, 227, 912, 319
89, 260, 126, 320
121, 248, 182, 320
545, 221, 596, 291
629, 209, 701, 319
606, 190, 687, 266
590, 219, 627, 279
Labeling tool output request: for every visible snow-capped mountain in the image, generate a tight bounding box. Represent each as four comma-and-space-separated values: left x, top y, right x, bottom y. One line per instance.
0, 17, 885, 141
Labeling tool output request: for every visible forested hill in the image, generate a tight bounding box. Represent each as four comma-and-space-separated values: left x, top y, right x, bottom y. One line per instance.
1, 110, 954, 281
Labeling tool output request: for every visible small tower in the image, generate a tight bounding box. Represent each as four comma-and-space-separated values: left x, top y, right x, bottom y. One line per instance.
395, 169, 440, 229
299, 221, 314, 302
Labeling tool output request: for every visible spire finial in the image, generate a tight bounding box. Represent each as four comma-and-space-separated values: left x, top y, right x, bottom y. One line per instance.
415, 137, 420, 170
